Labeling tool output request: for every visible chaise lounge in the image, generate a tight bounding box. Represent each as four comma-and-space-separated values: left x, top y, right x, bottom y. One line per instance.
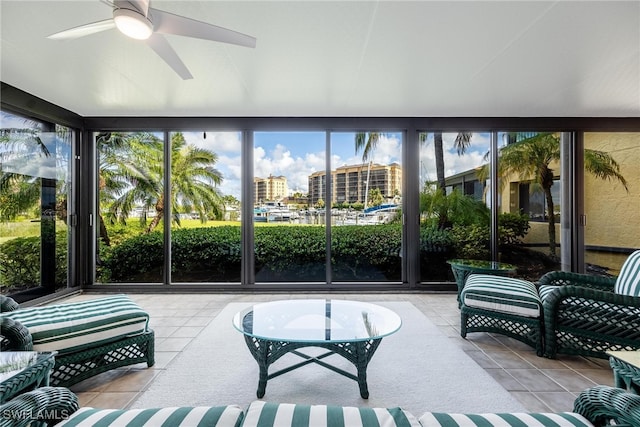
1, 385, 639, 427
0, 294, 154, 388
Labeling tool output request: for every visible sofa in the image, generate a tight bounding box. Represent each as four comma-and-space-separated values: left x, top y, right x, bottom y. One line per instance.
0, 294, 155, 388
1, 385, 639, 427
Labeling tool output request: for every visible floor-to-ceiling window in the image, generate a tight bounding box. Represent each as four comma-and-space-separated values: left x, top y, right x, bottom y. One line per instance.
253, 131, 327, 282
94, 131, 165, 284
583, 132, 639, 275
0, 110, 72, 300
418, 131, 491, 282
170, 131, 243, 283
330, 131, 403, 283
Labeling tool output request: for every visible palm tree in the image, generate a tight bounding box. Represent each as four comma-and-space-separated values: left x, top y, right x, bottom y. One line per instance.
355, 132, 473, 228
0, 125, 51, 221
100, 132, 224, 234
354, 132, 382, 208
422, 132, 473, 228
480, 133, 628, 257
430, 132, 473, 192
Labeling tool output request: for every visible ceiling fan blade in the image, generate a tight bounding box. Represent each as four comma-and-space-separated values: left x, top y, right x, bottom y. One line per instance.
116, 0, 150, 16
150, 8, 256, 48
47, 19, 116, 40
146, 33, 193, 80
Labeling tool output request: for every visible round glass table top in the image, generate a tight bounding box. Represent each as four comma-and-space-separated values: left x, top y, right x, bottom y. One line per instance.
232, 299, 402, 343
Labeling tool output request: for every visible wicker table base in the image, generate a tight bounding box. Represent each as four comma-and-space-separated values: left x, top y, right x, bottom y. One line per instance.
608, 351, 640, 394
0, 352, 55, 404
242, 335, 382, 399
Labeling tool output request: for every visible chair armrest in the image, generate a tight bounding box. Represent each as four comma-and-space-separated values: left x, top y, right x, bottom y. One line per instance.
0, 387, 79, 427
538, 271, 616, 291
574, 385, 640, 427
0, 317, 33, 351
542, 284, 640, 312
0, 296, 19, 312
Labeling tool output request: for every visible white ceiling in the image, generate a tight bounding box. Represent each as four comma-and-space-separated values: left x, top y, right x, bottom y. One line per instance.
1, 1, 639, 118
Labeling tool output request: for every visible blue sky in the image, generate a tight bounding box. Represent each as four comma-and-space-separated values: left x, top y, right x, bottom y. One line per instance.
183, 131, 492, 199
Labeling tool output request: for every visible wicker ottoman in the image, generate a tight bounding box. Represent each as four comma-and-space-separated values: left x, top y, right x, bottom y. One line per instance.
460, 274, 543, 356
0, 295, 154, 387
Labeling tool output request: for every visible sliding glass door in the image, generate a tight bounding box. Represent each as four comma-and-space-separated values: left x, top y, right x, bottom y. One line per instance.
582, 132, 639, 275
330, 131, 403, 282
253, 131, 327, 282
95, 131, 165, 284
0, 111, 72, 299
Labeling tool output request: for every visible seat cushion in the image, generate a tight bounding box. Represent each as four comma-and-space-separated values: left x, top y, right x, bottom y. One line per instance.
418, 412, 593, 426
614, 250, 640, 297
241, 401, 420, 427
0, 295, 150, 353
55, 405, 244, 427
462, 274, 542, 318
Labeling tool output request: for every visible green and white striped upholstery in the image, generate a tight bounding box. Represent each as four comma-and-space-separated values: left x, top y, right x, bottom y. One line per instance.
55, 405, 244, 427
537, 284, 556, 302
614, 250, 640, 297
418, 411, 593, 427
462, 274, 541, 318
0, 295, 149, 353
241, 401, 420, 427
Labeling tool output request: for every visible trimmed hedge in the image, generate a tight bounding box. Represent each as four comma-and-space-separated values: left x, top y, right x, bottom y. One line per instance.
0, 233, 68, 293
100, 224, 453, 282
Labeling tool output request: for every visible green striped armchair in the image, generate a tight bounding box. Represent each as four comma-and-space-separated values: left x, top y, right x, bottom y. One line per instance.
540, 250, 640, 359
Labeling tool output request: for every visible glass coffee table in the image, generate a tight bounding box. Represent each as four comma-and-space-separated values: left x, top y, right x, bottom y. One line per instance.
232, 299, 401, 399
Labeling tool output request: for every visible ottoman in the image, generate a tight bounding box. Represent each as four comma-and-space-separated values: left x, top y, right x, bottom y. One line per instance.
460, 274, 543, 356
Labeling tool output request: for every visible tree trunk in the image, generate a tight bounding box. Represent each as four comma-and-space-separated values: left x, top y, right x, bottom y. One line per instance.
433, 133, 449, 229
146, 213, 163, 234
434, 133, 446, 191
99, 214, 110, 246
544, 187, 556, 258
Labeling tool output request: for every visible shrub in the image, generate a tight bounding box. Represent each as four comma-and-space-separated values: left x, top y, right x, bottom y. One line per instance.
498, 212, 530, 245
0, 232, 68, 293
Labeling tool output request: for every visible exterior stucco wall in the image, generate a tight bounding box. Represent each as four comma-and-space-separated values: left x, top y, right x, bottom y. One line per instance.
583, 133, 639, 251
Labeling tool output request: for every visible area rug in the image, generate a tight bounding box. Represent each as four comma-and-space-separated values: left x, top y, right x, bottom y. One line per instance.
132, 302, 525, 415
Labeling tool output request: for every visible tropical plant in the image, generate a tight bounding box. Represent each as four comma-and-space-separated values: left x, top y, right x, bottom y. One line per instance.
99, 132, 225, 235
479, 133, 628, 257
367, 188, 384, 207
420, 187, 489, 228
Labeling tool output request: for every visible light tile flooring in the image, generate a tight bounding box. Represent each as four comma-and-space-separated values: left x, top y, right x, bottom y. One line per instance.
62, 292, 614, 413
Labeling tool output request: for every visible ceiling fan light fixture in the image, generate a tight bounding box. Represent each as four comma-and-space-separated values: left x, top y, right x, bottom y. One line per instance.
113, 8, 153, 40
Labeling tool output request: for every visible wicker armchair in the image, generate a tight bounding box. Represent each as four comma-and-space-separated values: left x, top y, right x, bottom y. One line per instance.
540, 250, 640, 359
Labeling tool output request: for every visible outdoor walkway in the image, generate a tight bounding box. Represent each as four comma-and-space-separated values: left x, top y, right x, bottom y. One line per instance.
64, 292, 613, 413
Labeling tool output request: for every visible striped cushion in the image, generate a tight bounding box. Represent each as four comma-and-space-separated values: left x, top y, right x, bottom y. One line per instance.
55, 405, 244, 427
614, 250, 640, 297
0, 295, 149, 353
241, 401, 420, 427
537, 284, 557, 302
462, 275, 541, 318
418, 412, 593, 426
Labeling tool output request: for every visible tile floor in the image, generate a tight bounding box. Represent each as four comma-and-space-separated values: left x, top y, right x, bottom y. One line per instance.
62, 292, 614, 413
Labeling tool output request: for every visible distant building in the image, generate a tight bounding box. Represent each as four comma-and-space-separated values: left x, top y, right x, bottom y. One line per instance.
308, 163, 402, 205
254, 174, 288, 203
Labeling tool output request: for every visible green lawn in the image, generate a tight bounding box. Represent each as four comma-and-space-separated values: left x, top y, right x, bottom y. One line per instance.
0, 219, 44, 244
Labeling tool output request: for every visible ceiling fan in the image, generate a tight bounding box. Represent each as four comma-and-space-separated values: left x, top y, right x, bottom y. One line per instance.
47, 0, 256, 80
